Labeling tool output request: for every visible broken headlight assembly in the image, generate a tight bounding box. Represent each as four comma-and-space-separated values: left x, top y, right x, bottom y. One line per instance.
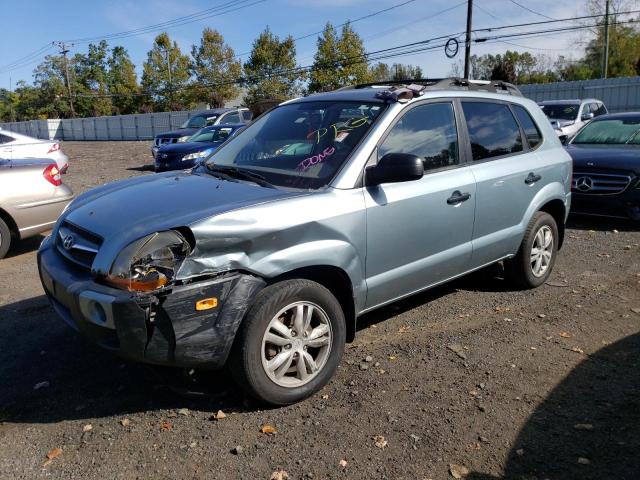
105, 230, 191, 292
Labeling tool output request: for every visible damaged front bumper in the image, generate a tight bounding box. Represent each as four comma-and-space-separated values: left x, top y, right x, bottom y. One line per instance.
37, 241, 265, 369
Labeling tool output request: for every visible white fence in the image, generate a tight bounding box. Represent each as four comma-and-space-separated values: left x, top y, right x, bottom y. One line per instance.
0, 110, 200, 141
3, 76, 640, 140
519, 75, 640, 113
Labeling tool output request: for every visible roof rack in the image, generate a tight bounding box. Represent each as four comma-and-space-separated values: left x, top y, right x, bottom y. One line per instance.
341, 77, 523, 100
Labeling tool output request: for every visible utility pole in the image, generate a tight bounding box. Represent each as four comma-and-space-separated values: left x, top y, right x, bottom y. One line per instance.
464, 0, 474, 79
601, 0, 610, 79
54, 41, 76, 117
9, 76, 14, 122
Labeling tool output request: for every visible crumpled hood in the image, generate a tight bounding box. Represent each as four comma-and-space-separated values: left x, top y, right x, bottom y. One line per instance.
61, 171, 304, 275
566, 144, 640, 173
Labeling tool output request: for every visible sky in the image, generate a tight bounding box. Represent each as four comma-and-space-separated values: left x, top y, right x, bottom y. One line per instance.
0, 0, 597, 89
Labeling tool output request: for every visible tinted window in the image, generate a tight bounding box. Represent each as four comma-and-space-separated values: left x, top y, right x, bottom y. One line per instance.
0, 134, 14, 144
539, 104, 579, 121
242, 110, 253, 121
593, 103, 607, 116
462, 102, 523, 160
572, 118, 640, 145
513, 105, 542, 149
222, 112, 241, 124
379, 103, 458, 171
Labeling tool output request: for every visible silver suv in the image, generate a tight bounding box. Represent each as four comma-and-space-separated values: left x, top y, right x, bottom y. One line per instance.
38, 79, 572, 405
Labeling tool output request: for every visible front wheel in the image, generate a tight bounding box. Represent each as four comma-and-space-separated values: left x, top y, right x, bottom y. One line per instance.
229, 279, 346, 405
505, 211, 559, 289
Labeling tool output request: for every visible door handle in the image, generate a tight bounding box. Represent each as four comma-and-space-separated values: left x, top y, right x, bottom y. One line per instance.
447, 190, 471, 205
525, 172, 542, 185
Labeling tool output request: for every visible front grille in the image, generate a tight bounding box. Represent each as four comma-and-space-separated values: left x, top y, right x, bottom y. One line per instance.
572, 171, 632, 195
56, 221, 103, 269
155, 137, 178, 147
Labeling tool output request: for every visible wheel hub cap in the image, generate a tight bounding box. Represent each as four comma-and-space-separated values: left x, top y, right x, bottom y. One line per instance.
261, 301, 332, 388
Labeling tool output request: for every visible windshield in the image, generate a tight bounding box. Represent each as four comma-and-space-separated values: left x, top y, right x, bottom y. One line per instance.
539, 104, 579, 121
181, 115, 218, 129
203, 101, 385, 189
189, 126, 237, 143
572, 118, 640, 145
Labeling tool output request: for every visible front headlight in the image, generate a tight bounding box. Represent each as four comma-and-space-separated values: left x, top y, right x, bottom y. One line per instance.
182, 148, 214, 162
177, 135, 191, 143
104, 230, 190, 292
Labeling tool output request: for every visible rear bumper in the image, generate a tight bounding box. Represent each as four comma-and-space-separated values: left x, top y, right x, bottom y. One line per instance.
571, 188, 640, 220
38, 239, 266, 369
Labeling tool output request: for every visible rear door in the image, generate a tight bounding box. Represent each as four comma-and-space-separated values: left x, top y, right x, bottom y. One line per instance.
364, 101, 476, 309
460, 101, 545, 268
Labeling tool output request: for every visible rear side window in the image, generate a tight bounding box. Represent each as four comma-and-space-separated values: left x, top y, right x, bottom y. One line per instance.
242, 110, 253, 121
379, 102, 459, 171
513, 105, 542, 149
0, 134, 14, 144
462, 102, 523, 161
593, 103, 607, 116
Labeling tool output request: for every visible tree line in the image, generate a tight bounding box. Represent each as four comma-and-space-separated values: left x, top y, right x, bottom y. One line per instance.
0, 4, 638, 122
0, 23, 422, 122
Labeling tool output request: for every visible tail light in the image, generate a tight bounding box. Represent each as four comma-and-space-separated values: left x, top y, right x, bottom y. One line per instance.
43, 164, 61, 186
47, 143, 60, 154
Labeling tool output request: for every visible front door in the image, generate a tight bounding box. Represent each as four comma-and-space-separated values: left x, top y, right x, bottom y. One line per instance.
364, 101, 476, 310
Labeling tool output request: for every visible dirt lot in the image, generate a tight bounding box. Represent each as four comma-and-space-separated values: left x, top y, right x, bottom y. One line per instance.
1, 141, 639, 480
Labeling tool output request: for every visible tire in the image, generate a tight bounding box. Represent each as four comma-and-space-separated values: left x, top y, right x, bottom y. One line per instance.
229, 279, 346, 406
505, 211, 559, 289
0, 217, 11, 259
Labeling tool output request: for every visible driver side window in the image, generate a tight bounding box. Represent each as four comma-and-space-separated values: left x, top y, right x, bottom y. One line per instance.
379, 102, 459, 171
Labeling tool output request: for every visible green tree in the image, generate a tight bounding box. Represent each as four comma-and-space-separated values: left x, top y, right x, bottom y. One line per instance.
309, 22, 370, 92
32, 54, 75, 118
107, 46, 140, 114
390, 63, 423, 80
368, 62, 392, 82
74, 41, 113, 116
308, 23, 341, 92
142, 32, 192, 111
189, 28, 242, 107
243, 27, 303, 104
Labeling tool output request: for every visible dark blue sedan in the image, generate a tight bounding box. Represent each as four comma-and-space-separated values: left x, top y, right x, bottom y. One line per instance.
566, 112, 640, 221
154, 124, 245, 172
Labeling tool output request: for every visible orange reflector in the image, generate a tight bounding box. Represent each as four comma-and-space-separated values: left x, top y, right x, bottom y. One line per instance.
195, 297, 218, 311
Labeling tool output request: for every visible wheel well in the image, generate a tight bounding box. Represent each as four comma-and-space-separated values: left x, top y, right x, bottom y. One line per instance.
0, 208, 19, 239
271, 266, 357, 343
539, 199, 566, 249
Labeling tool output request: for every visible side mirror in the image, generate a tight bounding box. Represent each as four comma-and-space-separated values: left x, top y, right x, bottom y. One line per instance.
366, 152, 424, 186
581, 112, 595, 121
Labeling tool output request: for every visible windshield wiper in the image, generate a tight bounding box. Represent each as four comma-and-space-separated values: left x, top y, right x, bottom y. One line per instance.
207, 164, 276, 189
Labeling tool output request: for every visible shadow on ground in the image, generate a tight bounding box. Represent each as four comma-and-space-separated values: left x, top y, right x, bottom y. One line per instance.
568, 213, 640, 232
126, 165, 155, 172
468, 332, 640, 480
4, 234, 44, 259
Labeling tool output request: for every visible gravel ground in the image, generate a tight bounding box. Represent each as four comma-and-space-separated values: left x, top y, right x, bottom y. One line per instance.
1, 141, 639, 480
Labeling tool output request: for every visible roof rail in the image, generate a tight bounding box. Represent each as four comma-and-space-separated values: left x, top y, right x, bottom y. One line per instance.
342, 77, 523, 98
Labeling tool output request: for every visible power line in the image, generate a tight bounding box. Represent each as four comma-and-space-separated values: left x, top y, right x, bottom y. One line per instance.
233, 0, 420, 59
508, 0, 555, 21
67, 0, 265, 44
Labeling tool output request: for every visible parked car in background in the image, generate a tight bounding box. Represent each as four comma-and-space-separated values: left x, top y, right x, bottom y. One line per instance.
566, 112, 640, 221
155, 124, 245, 172
0, 158, 73, 258
538, 99, 607, 142
38, 79, 571, 405
0, 129, 70, 173
151, 108, 252, 158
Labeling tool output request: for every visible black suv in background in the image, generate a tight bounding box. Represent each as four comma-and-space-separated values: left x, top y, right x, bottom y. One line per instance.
152, 108, 252, 158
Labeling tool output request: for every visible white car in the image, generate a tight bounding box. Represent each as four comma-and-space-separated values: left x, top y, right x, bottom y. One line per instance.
0, 129, 69, 173
538, 99, 607, 142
